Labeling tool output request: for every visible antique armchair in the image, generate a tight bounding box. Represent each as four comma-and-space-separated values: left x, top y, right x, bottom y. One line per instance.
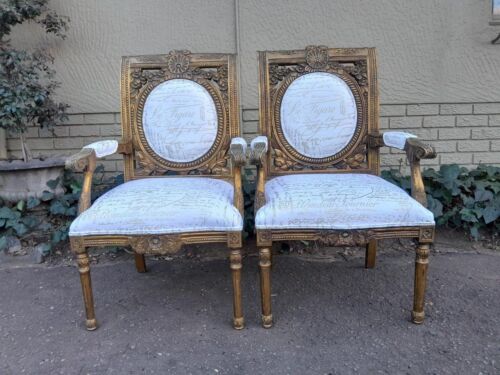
251, 46, 436, 328
66, 51, 246, 330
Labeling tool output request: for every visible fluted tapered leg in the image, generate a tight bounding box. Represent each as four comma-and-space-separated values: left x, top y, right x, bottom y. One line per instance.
230, 249, 244, 329
74, 245, 97, 331
134, 253, 147, 273
365, 239, 377, 269
259, 247, 273, 328
412, 243, 430, 324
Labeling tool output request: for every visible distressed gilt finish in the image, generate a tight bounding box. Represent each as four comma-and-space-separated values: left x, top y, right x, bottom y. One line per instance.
253, 46, 436, 328
66, 51, 245, 330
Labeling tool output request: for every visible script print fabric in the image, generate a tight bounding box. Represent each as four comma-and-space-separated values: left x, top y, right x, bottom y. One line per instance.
256, 173, 435, 230
83, 140, 118, 158
280, 72, 358, 158
142, 79, 218, 163
383, 131, 417, 150
69, 177, 243, 236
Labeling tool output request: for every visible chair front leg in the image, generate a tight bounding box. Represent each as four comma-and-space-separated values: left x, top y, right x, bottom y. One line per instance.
71, 240, 98, 331
365, 239, 377, 268
134, 253, 147, 273
229, 249, 244, 329
412, 242, 430, 324
259, 247, 273, 328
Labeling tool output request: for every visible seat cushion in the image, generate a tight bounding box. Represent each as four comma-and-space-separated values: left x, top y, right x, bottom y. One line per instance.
255, 173, 434, 230
69, 177, 242, 236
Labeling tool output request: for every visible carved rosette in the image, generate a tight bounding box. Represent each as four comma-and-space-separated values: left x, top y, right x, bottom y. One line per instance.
315, 230, 374, 246
305, 45, 329, 69
129, 235, 182, 255
256, 230, 273, 246
166, 50, 191, 74
227, 232, 242, 248
70, 236, 85, 253
418, 228, 435, 243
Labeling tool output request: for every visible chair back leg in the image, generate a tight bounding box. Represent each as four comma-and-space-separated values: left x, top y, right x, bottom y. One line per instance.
412, 242, 430, 324
134, 253, 147, 273
365, 239, 377, 268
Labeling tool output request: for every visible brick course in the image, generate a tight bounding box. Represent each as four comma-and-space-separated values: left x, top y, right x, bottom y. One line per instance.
5, 102, 500, 174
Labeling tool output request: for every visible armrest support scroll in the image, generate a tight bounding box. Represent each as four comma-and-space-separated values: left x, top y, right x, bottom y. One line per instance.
404, 138, 436, 207
379, 132, 436, 207
250, 136, 269, 211
229, 137, 248, 215
249, 136, 268, 166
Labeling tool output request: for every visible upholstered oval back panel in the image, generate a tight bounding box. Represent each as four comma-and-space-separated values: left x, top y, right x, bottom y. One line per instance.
142, 79, 218, 163
280, 72, 357, 159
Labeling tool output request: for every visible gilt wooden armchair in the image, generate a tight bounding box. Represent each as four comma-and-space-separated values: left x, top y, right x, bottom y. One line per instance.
250, 46, 436, 328
66, 51, 246, 330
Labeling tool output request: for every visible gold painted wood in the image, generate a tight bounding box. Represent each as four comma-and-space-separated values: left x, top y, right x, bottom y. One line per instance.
230, 249, 244, 329
70, 237, 97, 331
134, 254, 146, 273
405, 138, 437, 207
412, 243, 430, 324
66, 51, 245, 330
258, 46, 378, 176
365, 239, 377, 269
259, 247, 273, 328
253, 46, 436, 327
121, 51, 240, 179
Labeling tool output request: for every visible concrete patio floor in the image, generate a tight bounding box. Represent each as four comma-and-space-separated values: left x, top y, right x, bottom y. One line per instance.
0, 239, 499, 374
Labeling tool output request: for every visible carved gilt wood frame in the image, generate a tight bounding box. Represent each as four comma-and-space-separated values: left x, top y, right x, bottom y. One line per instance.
121, 51, 241, 179
254, 46, 435, 328
72, 51, 245, 253
67, 51, 245, 330
258, 46, 380, 176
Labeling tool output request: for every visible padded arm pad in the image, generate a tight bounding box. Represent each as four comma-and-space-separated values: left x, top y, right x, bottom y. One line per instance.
250, 136, 268, 165
229, 137, 248, 166
83, 140, 119, 158
382, 132, 417, 150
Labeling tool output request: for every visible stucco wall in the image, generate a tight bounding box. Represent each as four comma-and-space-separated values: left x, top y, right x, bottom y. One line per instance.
11, 0, 500, 111
5, 0, 500, 168
238, 0, 500, 108
10, 0, 237, 113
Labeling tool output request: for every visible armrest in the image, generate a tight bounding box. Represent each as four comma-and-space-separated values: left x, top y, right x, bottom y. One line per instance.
383, 131, 417, 150
250, 135, 268, 165
382, 132, 437, 207
65, 139, 126, 214
83, 140, 119, 158
229, 137, 247, 167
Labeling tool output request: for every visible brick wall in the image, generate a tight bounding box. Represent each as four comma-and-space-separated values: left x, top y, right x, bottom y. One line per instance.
5, 102, 500, 175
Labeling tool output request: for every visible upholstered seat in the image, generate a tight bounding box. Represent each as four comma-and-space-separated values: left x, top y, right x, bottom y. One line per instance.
69, 177, 243, 236
251, 46, 437, 328
255, 173, 434, 230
